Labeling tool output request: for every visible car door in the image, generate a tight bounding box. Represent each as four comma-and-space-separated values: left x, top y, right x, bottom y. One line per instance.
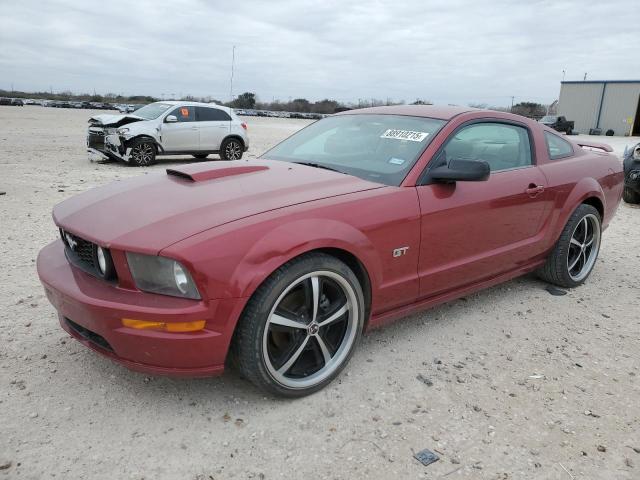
416, 120, 551, 298
160, 106, 199, 152
195, 106, 231, 151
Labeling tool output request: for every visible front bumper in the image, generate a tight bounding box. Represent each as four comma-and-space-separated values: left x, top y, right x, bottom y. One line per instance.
37, 240, 245, 377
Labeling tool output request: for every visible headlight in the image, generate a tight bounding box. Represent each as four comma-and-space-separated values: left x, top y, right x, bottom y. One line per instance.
117, 127, 129, 135
126, 252, 201, 300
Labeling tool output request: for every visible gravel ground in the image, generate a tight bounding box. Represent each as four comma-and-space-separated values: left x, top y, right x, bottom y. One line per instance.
1, 106, 639, 479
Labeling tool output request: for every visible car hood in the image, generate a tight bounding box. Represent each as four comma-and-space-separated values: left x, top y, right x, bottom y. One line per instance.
89, 114, 145, 127
53, 160, 384, 253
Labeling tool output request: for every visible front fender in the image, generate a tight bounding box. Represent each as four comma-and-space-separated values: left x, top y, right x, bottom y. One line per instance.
231, 218, 382, 299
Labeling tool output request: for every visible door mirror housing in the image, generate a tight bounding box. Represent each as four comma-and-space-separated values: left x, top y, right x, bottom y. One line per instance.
165, 115, 178, 123
430, 159, 490, 183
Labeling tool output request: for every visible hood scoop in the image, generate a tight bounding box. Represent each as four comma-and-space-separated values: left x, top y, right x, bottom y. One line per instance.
166, 164, 269, 182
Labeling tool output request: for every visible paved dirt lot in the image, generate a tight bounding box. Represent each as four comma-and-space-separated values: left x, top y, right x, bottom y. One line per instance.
1, 105, 639, 479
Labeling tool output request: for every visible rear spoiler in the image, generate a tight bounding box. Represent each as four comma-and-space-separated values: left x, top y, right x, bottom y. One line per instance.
575, 139, 613, 153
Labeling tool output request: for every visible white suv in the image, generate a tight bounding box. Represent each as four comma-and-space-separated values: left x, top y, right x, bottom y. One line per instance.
87, 101, 249, 166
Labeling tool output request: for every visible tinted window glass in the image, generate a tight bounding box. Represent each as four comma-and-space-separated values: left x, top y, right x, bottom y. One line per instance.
262, 114, 446, 186
196, 106, 232, 121
167, 106, 194, 122
545, 131, 573, 159
443, 122, 532, 171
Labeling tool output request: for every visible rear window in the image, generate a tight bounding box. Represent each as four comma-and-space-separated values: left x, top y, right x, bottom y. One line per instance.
545, 132, 573, 159
196, 107, 232, 122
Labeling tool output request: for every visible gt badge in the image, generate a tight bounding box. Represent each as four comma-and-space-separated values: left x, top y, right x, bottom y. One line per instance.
392, 247, 409, 258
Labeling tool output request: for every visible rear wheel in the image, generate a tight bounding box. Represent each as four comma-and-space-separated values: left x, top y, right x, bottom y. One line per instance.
220, 138, 243, 160
623, 186, 640, 204
128, 139, 156, 167
537, 204, 601, 288
232, 253, 364, 397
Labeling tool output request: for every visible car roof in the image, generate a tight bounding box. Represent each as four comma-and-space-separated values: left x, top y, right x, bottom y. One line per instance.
155, 100, 231, 113
335, 104, 478, 120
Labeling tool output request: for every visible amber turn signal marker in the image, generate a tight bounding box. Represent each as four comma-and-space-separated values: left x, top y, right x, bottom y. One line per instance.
121, 318, 206, 332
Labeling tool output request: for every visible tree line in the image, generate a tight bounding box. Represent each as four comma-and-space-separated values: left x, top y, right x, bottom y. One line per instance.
1, 88, 552, 118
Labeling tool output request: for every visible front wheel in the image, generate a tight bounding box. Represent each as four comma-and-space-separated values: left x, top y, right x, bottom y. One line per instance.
220, 138, 244, 160
623, 186, 640, 204
537, 204, 601, 288
232, 253, 365, 397
128, 139, 156, 167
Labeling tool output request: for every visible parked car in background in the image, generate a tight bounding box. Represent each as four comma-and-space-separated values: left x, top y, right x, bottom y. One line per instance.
0, 97, 12, 106
539, 115, 574, 134
87, 101, 249, 166
38, 105, 623, 396
623, 142, 640, 204
10, 98, 25, 106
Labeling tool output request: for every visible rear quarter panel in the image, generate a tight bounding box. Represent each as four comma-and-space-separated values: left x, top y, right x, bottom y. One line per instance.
538, 146, 623, 250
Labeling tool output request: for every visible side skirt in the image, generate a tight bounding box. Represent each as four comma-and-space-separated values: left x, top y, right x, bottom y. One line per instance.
366, 259, 545, 331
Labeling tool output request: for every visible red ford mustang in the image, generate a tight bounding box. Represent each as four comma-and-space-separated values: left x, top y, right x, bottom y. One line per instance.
37, 105, 623, 396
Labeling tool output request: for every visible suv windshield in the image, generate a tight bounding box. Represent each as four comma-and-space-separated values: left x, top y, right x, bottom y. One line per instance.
540, 116, 557, 123
132, 102, 172, 120
262, 114, 445, 186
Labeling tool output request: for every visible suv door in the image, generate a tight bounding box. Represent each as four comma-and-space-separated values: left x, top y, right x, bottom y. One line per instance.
416, 121, 551, 298
195, 106, 231, 151
161, 106, 199, 152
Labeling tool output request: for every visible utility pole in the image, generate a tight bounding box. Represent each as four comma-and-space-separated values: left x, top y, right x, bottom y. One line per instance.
229, 45, 236, 103
510, 96, 515, 111
562, 69, 566, 81
583, 72, 587, 81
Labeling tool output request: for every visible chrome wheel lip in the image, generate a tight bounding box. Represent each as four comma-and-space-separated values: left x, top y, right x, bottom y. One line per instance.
225, 141, 242, 160
567, 213, 601, 282
262, 270, 359, 390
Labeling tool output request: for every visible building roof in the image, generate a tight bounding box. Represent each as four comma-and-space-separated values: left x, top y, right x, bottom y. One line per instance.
561, 80, 640, 85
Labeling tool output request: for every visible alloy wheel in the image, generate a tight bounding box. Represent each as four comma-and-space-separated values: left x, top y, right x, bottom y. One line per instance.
225, 140, 242, 160
131, 143, 154, 165
567, 213, 600, 282
262, 271, 359, 389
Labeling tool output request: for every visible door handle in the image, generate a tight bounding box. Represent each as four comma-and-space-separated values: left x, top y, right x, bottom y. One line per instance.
525, 184, 545, 196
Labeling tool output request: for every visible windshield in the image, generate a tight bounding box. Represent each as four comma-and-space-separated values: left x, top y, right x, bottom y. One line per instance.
132, 102, 172, 120
540, 116, 557, 123
262, 114, 445, 186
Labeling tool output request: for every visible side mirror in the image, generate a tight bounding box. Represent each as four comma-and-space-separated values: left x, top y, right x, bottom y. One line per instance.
165, 115, 178, 123
430, 159, 490, 183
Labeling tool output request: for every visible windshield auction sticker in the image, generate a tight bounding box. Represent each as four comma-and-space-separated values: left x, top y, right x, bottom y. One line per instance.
380, 129, 429, 142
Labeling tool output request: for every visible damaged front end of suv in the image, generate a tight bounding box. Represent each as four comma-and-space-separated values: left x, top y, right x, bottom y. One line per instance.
87, 114, 150, 163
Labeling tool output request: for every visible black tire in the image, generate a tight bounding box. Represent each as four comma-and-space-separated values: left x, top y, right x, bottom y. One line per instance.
219, 137, 244, 160
192, 153, 209, 159
623, 186, 640, 204
231, 252, 365, 397
128, 138, 156, 167
536, 204, 601, 288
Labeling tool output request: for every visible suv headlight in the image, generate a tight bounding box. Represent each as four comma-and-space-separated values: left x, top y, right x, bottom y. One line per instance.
126, 253, 201, 300
117, 127, 129, 135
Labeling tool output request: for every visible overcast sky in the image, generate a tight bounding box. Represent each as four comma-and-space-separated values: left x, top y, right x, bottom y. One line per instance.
1, 0, 637, 106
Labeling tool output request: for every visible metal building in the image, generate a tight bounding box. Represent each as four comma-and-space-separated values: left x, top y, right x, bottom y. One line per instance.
558, 80, 640, 136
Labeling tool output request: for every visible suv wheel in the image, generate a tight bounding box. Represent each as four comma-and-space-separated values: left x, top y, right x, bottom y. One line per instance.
623, 186, 640, 204
128, 139, 156, 167
220, 138, 243, 160
232, 253, 365, 397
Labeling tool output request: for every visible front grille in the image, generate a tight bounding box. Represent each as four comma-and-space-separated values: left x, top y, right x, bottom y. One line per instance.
60, 230, 117, 282
87, 128, 105, 150
64, 317, 113, 352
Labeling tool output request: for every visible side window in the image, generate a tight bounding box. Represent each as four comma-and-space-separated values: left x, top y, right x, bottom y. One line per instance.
167, 106, 194, 122
544, 131, 573, 159
196, 107, 232, 121
443, 122, 532, 172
